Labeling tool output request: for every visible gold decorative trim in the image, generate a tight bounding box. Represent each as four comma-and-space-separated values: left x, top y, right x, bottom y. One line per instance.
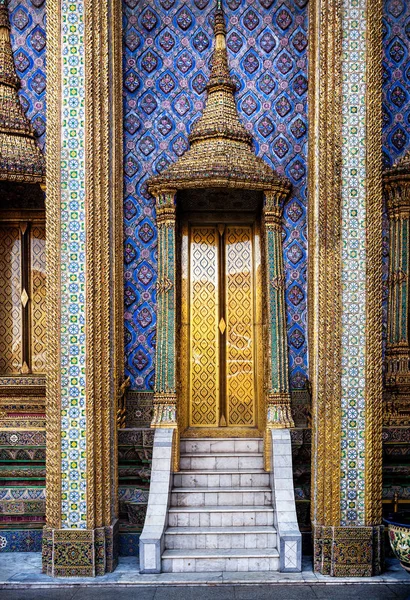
45, 0, 62, 531
308, 0, 343, 528
364, 0, 383, 526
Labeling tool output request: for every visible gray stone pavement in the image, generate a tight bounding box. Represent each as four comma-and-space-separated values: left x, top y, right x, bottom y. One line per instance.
0, 583, 410, 600
0, 554, 409, 598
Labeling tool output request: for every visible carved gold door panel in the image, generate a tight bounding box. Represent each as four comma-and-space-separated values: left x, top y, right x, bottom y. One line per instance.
181, 221, 261, 434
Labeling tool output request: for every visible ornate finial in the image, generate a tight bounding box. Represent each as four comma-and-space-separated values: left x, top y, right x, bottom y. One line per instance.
187, 0, 251, 146
147, 0, 290, 195
207, 0, 234, 92
0, 0, 45, 183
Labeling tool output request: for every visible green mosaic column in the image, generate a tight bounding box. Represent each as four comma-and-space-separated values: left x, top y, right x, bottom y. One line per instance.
263, 190, 294, 432
150, 190, 178, 428
384, 164, 410, 396
309, 0, 384, 577
42, 0, 123, 577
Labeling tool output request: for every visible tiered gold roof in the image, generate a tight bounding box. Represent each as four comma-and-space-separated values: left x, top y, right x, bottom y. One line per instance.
148, 1, 289, 194
0, 0, 45, 184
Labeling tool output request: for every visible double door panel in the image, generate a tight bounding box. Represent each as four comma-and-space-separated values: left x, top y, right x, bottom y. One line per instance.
182, 222, 259, 430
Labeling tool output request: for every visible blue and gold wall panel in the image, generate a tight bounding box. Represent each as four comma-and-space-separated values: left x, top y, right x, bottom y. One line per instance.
122, 0, 309, 391
9, 0, 46, 150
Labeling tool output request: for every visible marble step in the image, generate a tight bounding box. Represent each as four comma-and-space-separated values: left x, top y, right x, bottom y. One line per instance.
164, 526, 277, 550
173, 470, 270, 489
180, 453, 264, 471
168, 505, 274, 528
180, 438, 263, 455
162, 547, 280, 573
170, 487, 272, 507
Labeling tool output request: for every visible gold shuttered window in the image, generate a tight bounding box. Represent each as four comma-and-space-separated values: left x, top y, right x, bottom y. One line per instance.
0, 221, 46, 375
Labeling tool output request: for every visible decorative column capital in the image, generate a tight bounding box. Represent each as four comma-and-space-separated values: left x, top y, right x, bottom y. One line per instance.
263, 188, 289, 230
384, 179, 410, 220
154, 189, 177, 227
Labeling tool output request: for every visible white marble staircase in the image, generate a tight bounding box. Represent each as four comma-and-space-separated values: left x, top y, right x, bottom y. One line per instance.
161, 437, 280, 573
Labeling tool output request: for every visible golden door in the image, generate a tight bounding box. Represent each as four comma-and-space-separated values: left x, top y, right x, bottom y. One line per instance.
180, 221, 263, 435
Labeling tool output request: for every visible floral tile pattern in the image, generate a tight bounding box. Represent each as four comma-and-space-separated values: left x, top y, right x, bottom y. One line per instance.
59, 0, 87, 529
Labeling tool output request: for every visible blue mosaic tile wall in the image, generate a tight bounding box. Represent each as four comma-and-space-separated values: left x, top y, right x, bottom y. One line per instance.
0, 529, 140, 556
123, 0, 309, 391
9, 0, 46, 151
382, 0, 410, 346
383, 0, 410, 168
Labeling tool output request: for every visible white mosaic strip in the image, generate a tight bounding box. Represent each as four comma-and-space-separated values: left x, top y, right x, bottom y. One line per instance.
340, 0, 367, 526
59, 0, 87, 529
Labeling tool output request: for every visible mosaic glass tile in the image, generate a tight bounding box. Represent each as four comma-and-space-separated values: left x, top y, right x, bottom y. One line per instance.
340, 0, 367, 527
123, 0, 309, 391
59, 0, 87, 529
0, 529, 43, 552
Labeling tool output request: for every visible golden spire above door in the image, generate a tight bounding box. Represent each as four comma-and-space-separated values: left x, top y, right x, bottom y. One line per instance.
148, 0, 290, 196
0, 0, 45, 184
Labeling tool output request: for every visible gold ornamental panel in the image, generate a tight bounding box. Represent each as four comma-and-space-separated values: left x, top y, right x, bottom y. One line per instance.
31, 225, 46, 374
225, 226, 255, 427
185, 221, 259, 433
189, 226, 219, 427
0, 225, 22, 374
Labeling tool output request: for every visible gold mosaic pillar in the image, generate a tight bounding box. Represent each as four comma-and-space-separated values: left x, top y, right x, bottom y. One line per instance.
150, 189, 178, 429
384, 157, 410, 417
263, 189, 294, 468
308, 0, 384, 577
42, 0, 123, 577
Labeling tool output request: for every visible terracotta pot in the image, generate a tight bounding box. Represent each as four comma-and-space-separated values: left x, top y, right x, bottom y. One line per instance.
384, 512, 410, 572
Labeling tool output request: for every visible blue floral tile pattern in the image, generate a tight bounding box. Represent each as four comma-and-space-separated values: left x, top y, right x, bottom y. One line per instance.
59, 0, 87, 529
9, 0, 46, 150
340, 0, 367, 527
123, 0, 309, 391
0, 529, 43, 552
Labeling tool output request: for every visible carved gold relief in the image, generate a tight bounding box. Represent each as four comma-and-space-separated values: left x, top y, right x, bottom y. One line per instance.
181, 220, 262, 436
0, 225, 21, 374
189, 226, 219, 427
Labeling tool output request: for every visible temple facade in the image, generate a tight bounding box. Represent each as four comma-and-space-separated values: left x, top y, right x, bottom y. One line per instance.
0, 0, 409, 579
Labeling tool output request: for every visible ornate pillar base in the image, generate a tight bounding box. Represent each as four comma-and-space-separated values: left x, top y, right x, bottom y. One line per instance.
41, 520, 119, 577
151, 393, 177, 428
266, 392, 294, 429
313, 524, 384, 577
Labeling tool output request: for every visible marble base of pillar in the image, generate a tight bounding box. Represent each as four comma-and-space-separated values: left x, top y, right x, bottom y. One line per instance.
266, 392, 294, 428
313, 524, 384, 577
42, 519, 119, 577
151, 393, 177, 428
